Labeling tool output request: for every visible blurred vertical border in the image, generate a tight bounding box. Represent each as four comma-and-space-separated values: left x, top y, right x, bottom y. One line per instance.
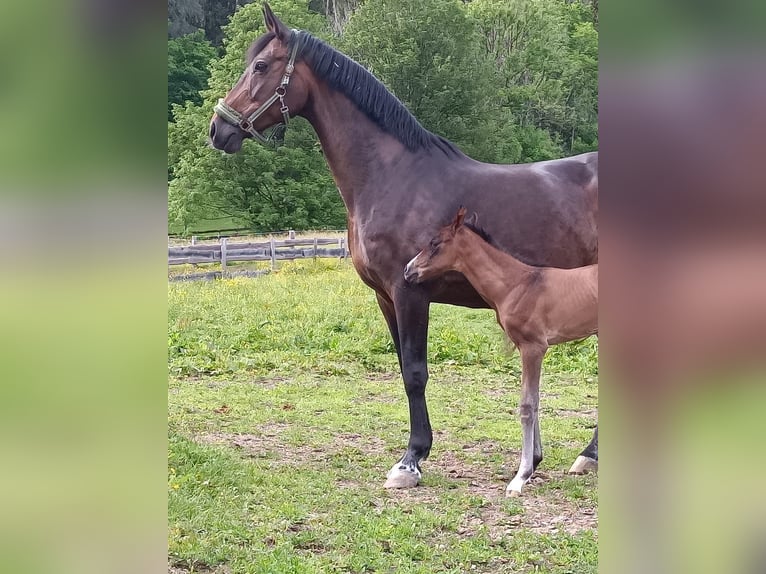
601, 0, 766, 572
0, 0, 167, 572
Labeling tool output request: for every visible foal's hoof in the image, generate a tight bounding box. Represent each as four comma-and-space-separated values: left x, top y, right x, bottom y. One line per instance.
506, 489, 522, 498
567, 455, 598, 475
384, 463, 421, 489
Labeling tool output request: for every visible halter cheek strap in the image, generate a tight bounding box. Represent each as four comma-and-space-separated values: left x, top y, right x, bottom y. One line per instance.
214, 30, 302, 144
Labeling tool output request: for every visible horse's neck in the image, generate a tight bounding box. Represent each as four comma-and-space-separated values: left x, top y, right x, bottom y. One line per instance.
301, 83, 408, 214
453, 231, 533, 309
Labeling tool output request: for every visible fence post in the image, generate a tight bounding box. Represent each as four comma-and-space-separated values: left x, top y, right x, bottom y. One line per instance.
191, 235, 197, 246
313, 237, 318, 262
288, 230, 295, 240
221, 237, 228, 272
338, 238, 344, 261
270, 237, 277, 271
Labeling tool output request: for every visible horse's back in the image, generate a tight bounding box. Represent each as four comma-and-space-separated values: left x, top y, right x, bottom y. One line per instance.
453, 152, 598, 269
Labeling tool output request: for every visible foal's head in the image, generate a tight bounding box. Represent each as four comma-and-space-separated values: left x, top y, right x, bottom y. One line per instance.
404, 207, 477, 283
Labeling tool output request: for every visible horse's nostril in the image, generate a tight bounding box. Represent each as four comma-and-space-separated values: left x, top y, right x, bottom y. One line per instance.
209, 121, 216, 139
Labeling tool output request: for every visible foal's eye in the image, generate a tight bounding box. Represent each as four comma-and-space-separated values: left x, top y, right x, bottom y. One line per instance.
253, 61, 268, 72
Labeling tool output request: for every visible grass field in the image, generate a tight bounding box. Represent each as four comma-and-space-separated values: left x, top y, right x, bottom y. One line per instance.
168, 259, 598, 573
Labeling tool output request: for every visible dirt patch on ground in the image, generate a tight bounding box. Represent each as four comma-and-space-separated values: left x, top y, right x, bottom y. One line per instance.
196, 425, 388, 467
248, 376, 292, 389
168, 561, 230, 574
195, 430, 596, 537
364, 372, 397, 381
386, 444, 597, 537
550, 407, 598, 419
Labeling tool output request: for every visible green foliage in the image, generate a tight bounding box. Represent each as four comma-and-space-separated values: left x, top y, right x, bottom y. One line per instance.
169, 118, 345, 234
468, 0, 598, 154
168, 0, 205, 38
340, 0, 498, 160
169, 1, 344, 234
168, 30, 217, 121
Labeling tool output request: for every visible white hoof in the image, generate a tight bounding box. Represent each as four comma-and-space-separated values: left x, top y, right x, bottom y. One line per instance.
506, 475, 526, 497
567, 455, 598, 475
384, 462, 421, 489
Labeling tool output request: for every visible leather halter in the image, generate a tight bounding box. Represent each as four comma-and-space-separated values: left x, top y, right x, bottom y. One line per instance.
214, 30, 301, 144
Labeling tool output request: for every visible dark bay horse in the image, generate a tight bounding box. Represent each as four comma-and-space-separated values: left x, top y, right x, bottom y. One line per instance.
209, 3, 599, 488
405, 208, 598, 495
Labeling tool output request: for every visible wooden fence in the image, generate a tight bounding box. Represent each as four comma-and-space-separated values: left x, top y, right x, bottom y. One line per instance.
168, 234, 350, 282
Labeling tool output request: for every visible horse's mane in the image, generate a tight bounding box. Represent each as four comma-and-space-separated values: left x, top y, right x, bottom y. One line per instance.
248, 30, 463, 156
463, 221, 498, 248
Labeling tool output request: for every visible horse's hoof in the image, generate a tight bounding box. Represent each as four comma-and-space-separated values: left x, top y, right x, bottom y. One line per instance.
384, 463, 421, 489
567, 455, 598, 475
506, 488, 522, 498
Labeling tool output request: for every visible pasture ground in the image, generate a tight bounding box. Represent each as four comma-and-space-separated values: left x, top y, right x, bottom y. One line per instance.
168, 260, 598, 573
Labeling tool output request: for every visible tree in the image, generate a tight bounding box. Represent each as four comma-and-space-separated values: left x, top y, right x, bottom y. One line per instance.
168, 0, 205, 38
168, 0, 346, 234
168, 31, 217, 121
340, 0, 499, 161
308, 0, 362, 35
168, 0, 255, 45
468, 0, 598, 155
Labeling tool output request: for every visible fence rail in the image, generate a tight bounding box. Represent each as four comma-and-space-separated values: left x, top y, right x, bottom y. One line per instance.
168, 234, 350, 281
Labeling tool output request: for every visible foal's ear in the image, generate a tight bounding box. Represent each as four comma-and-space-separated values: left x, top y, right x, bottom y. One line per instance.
262, 2, 291, 42
453, 206, 467, 230
465, 212, 479, 227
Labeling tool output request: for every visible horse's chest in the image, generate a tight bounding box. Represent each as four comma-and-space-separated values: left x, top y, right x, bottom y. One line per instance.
348, 223, 388, 288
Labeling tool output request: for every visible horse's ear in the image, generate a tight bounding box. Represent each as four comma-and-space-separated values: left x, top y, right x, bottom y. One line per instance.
465, 212, 478, 227
453, 206, 467, 230
262, 2, 291, 43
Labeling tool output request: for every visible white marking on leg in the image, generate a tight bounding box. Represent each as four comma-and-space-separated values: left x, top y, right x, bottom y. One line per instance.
567, 455, 598, 475
383, 459, 421, 489
507, 343, 546, 497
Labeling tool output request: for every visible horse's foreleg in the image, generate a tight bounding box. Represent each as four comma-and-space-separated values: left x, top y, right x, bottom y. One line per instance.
568, 425, 598, 474
384, 290, 431, 489
375, 293, 402, 367
507, 343, 547, 497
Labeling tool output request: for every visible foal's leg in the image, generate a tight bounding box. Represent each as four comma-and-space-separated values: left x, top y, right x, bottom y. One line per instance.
384, 289, 432, 488
568, 425, 599, 474
507, 342, 547, 497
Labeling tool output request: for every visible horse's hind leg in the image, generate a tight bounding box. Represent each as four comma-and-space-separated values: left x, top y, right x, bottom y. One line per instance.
507, 343, 547, 497
384, 290, 432, 489
568, 425, 598, 474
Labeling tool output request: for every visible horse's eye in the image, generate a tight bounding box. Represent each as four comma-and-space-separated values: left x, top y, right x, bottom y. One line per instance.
253, 61, 268, 73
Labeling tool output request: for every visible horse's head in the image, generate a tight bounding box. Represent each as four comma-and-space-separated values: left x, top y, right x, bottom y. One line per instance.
404, 207, 477, 283
209, 3, 311, 152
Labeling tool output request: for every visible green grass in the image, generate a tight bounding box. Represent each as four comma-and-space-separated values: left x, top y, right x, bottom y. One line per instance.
169, 259, 598, 573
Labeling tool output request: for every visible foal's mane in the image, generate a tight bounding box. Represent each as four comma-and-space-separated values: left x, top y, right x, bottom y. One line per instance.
463, 221, 498, 248
247, 30, 463, 156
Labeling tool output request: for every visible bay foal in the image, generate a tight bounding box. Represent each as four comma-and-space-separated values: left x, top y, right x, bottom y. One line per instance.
404, 207, 598, 496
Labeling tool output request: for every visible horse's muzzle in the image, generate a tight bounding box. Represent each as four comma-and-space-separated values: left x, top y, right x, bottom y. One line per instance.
209, 116, 245, 153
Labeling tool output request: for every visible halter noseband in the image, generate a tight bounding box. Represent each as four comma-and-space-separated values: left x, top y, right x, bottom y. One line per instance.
214, 30, 302, 145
